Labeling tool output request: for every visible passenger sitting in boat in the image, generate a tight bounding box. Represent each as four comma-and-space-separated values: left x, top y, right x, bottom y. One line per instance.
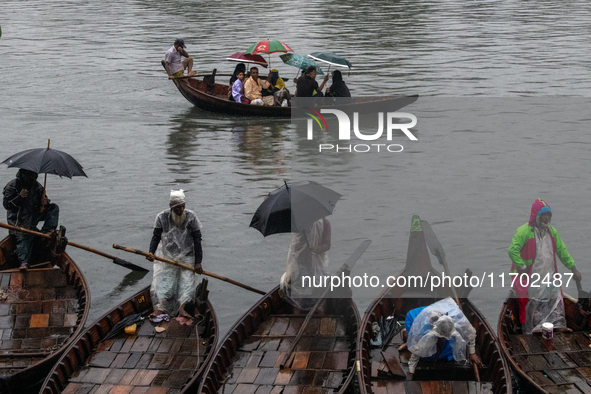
296, 66, 329, 97
325, 70, 351, 98
3, 169, 60, 271
146, 190, 203, 322
228, 63, 247, 101
508, 199, 581, 334
231, 71, 250, 104
244, 67, 273, 106
262, 69, 291, 106
399, 297, 482, 380
280, 218, 331, 310
164, 38, 196, 79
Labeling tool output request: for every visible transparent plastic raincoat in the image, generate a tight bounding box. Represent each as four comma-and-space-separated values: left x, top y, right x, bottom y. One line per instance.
280, 218, 330, 309
150, 208, 203, 315
523, 219, 567, 334
406, 297, 476, 373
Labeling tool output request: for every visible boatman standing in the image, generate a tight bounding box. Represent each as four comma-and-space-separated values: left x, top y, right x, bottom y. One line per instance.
146, 190, 203, 322
508, 198, 582, 334
164, 38, 196, 79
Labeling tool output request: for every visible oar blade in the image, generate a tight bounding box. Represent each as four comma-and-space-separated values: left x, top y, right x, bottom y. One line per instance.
341, 239, 372, 272
112, 257, 150, 272
420, 220, 445, 259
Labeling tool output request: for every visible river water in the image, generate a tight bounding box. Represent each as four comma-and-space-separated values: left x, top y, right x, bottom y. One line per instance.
1, 0, 591, 338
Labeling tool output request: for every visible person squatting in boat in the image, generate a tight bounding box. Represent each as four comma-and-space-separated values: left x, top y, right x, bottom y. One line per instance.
398, 297, 483, 380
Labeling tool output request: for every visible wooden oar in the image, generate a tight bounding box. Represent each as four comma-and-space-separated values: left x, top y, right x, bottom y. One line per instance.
280, 239, 372, 369
420, 220, 480, 382
0, 222, 148, 272
113, 244, 265, 295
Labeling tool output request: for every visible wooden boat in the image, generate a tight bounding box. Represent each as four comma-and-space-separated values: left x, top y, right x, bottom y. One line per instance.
498, 290, 591, 393
40, 279, 218, 394
163, 63, 418, 118
198, 285, 360, 394
0, 233, 90, 394
357, 216, 512, 394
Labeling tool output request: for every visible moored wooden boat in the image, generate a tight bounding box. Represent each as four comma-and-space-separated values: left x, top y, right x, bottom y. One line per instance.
357, 216, 512, 394
498, 290, 591, 393
199, 285, 360, 394
163, 63, 418, 118
40, 279, 217, 394
0, 234, 90, 394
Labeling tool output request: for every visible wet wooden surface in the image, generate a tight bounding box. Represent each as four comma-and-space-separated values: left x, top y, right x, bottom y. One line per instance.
59, 316, 208, 393
367, 330, 493, 394
0, 267, 80, 373
216, 313, 353, 394
507, 332, 591, 393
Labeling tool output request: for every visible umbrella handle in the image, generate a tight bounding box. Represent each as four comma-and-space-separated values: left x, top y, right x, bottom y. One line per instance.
39, 139, 50, 214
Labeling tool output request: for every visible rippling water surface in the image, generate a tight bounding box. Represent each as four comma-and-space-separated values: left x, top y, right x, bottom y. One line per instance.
1, 0, 591, 334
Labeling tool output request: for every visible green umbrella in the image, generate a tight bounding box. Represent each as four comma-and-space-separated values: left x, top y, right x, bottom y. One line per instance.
308, 52, 353, 71
279, 53, 324, 76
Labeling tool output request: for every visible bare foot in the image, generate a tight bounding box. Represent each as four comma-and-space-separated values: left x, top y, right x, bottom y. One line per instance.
187, 70, 197, 77
150, 309, 164, 318
178, 308, 193, 319
556, 327, 573, 333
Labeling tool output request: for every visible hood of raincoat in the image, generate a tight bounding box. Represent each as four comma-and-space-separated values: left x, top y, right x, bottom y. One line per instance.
529, 198, 552, 227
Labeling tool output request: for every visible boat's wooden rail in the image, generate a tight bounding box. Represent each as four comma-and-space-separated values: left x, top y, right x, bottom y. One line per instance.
41, 282, 217, 394
358, 293, 510, 394
0, 235, 89, 389
499, 294, 591, 393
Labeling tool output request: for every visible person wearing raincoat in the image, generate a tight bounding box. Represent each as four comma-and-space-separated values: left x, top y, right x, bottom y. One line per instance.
508, 198, 582, 334
3, 169, 60, 270
404, 298, 482, 380
280, 218, 331, 309
146, 190, 203, 321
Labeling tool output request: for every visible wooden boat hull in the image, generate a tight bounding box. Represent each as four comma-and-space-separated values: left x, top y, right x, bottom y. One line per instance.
0, 235, 90, 394
498, 291, 591, 393
171, 77, 292, 117
40, 280, 218, 394
357, 216, 511, 394
199, 285, 360, 394
165, 66, 418, 118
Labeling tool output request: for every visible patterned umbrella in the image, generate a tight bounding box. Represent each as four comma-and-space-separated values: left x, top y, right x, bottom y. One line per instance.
279, 53, 324, 75
245, 39, 293, 55
245, 40, 293, 68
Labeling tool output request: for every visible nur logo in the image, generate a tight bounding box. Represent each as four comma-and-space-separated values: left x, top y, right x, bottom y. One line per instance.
303, 108, 418, 153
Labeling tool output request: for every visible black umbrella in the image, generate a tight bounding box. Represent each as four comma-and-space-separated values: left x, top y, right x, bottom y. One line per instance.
2, 140, 87, 199
2, 145, 87, 178
249, 180, 342, 236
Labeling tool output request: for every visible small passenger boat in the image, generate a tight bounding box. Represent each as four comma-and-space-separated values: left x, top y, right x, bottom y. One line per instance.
163, 62, 418, 118
498, 291, 591, 393
0, 233, 90, 394
357, 216, 512, 394
198, 285, 360, 394
40, 279, 218, 394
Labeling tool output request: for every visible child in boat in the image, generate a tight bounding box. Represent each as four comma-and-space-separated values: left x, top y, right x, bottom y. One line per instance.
232, 71, 250, 104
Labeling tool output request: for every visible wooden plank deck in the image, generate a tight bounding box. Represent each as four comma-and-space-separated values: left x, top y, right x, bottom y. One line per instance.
217, 314, 352, 394
0, 268, 81, 372
59, 317, 207, 393
506, 332, 591, 393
